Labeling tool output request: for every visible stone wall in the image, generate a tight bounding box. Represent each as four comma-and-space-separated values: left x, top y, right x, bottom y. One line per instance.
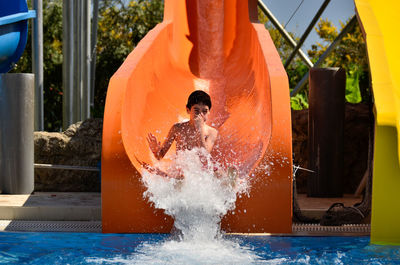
292, 103, 372, 194
34, 118, 102, 192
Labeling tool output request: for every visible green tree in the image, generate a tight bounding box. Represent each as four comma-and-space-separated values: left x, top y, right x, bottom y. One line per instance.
259, 15, 370, 109
308, 18, 370, 103
94, 0, 164, 118
12, 0, 163, 131
13, 0, 63, 131
258, 8, 294, 62
286, 60, 310, 110
258, 9, 309, 110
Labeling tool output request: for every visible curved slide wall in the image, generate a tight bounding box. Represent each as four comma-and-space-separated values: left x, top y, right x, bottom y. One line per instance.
355, 0, 400, 245
102, 0, 292, 233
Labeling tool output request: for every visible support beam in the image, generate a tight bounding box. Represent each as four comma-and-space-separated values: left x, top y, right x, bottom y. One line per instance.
290, 15, 357, 97
90, 0, 100, 112
284, 0, 331, 68
34, 163, 99, 172
257, 0, 313, 68
0, 74, 34, 194
81, 0, 91, 120
32, 0, 43, 131
63, 0, 92, 129
62, 0, 75, 129
73, 0, 81, 122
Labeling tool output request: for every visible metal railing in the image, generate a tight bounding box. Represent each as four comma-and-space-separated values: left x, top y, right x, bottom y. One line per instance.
290, 16, 357, 97
283, 0, 331, 69
257, 0, 358, 97
34, 163, 99, 172
257, 0, 314, 69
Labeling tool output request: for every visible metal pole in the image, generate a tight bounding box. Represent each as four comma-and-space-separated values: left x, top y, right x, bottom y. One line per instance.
73, 0, 81, 122
290, 15, 357, 97
257, 0, 313, 68
284, 0, 331, 68
0, 74, 34, 194
34, 163, 99, 172
82, 0, 91, 120
62, 0, 75, 129
90, 0, 100, 112
32, 0, 44, 131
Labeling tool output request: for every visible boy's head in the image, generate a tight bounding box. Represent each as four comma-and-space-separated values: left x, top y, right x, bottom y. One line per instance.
186, 90, 212, 110
186, 90, 212, 122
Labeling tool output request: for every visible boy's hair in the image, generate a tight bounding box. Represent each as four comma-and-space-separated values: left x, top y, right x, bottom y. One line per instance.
186, 90, 212, 110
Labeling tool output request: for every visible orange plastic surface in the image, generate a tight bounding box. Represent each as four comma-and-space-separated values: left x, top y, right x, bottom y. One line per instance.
102, 0, 292, 233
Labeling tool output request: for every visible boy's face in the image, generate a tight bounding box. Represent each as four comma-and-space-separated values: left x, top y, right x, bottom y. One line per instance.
187, 103, 210, 122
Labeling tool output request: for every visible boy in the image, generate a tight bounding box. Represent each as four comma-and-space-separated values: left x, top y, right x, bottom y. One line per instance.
144, 90, 237, 187
147, 90, 218, 162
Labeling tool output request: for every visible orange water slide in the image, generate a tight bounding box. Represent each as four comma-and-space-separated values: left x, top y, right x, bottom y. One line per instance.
102, 0, 292, 233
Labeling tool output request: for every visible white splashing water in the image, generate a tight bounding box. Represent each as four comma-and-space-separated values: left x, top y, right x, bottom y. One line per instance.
87, 240, 264, 265
142, 148, 247, 241
88, 148, 266, 264
135, 149, 264, 264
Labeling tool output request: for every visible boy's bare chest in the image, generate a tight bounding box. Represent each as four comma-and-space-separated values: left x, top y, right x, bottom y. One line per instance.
175, 127, 208, 149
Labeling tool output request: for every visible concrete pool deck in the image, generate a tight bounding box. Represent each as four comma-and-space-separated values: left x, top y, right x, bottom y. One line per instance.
0, 192, 369, 234
0, 192, 101, 221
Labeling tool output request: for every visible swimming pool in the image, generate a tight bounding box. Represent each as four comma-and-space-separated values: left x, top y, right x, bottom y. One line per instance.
0, 232, 399, 264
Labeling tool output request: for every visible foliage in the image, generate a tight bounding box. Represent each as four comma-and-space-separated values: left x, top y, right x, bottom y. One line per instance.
94, 0, 164, 118
12, 0, 163, 131
259, 10, 371, 110
258, 8, 309, 110
259, 13, 370, 109
308, 18, 370, 104
287, 60, 309, 110
12, 0, 63, 131
258, 8, 294, 61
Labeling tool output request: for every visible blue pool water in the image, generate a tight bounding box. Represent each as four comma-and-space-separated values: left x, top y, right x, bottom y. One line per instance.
2, 154, 398, 264
0, 232, 399, 264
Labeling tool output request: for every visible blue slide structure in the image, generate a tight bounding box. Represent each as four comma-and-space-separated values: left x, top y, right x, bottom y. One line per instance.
0, 0, 36, 73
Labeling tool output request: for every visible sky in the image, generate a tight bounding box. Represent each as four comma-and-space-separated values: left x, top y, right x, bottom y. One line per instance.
261, 0, 356, 52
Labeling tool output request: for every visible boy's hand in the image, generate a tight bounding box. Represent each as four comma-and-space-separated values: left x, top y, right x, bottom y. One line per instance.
194, 114, 205, 131
147, 133, 161, 156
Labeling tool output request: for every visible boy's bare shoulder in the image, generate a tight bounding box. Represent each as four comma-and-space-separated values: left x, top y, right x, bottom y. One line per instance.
206, 124, 218, 137
172, 121, 190, 131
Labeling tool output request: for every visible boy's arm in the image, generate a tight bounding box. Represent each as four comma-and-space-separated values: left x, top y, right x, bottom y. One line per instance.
202, 128, 218, 153
194, 115, 218, 153
136, 157, 183, 179
147, 125, 176, 160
